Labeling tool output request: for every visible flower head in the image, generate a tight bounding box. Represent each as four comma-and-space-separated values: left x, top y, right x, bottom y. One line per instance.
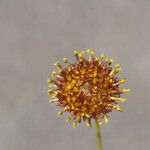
47, 49, 130, 128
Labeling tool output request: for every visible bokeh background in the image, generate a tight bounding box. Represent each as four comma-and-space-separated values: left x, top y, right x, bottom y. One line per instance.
0, 0, 149, 150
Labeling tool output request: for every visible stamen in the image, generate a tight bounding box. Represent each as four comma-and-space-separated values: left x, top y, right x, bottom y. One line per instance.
78, 51, 85, 62
105, 57, 109, 63
89, 50, 94, 61
72, 122, 77, 128
66, 75, 71, 81
121, 88, 131, 93
48, 84, 57, 88
51, 71, 56, 77
104, 116, 109, 124
47, 89, 53, 95
63, 57, 68, 63
49, 98, 58, 103
73, 50, 79, 61
66, 114, 74, 123
47, 78, 51, 83
113, 105, 123, 112
98, 119, 103, 126
86, 49, 91, 53
110, 97, 127, 102
86, 119, 91, 127
53, 61, 62, 69
47, 79, 57, 85
109, 67, 121, 78
95, 57, 99, 61
75, 116, 81, 123
85, 114, 91, 119
100, 54, 104, 60
58, 69, 62, 74
108, 58, 113, 66
51, 91, 58, 98
58, 107, 69, 116
113, 78, 126, 86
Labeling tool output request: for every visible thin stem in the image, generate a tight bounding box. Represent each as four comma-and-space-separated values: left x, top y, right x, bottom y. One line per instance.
95, 120, 102, 150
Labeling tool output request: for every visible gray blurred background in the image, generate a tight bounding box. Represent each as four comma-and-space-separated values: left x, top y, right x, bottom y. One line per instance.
0, 0, 149, 150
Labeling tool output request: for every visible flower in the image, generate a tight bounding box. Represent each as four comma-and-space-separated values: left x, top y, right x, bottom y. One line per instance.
47, 49, 130, 128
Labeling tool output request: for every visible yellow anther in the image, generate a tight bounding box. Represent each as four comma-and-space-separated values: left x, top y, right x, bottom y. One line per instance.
73, 87, 78, 92
66, 118, 69, 123
71, 105, 75, 110
120, 98, 127, 103
92, 88, 97, 93
72, 97, 76, 102
63, 57, 68, 63
54, 91, 58, 95
117, 107, 123, 112
94, 72, 97, 76
98, 119, 103, 126
79, 51, 84, 58
50, 84, 57, 88
73, 50, 78, 55
117, 67, 122, 72
112, 105, 118, 109
53, 61, 59, 66
116, 63, 121, 68
112, 105, 123, 112
51, 91, 58, 98
81, 113, 84, 117
59, 69, 62, 74
49, 98, 58, 103
81, 51, 85, 56
47, 78, 51, 83
110, 97, 126, 102
109, 67, 121, 77
105, 57, 109, 62
85, 114, 90, 118
95, 57, 99, 61
98, 121, 103, 126
49, 99, 53, 103
120, 79, 126, 83
51, 71, 56, 77
80, 68, 85, 74
109, 79, 113, 83
90, 50, 94, 55
57, 112, 62, 116
58, 107, 69, 117
94, 86, 98, 90
47, 89, 52, 95
86, 49, 91, 53
71, 80, 76, 86
120, 78, 126, 83
104, 116, 109, 124
110, 97, 118, 100
48, 84, 53, 88
66, 114, 74, 122
86, 122, 91, 127
109, 58, 113, 63
100, 54, 104, 59
72, 122, 77, 128
66, 75, 71, 81
122, 88, 131, 93
66, 83, 71, 90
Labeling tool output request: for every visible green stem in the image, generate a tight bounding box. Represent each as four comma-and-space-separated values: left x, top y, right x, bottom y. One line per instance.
95, 120, 102, 150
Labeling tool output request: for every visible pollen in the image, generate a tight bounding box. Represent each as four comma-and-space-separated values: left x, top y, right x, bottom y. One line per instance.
47, 49, 130, 127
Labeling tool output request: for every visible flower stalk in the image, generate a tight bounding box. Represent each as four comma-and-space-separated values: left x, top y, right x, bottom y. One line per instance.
95, 120, 102, 150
